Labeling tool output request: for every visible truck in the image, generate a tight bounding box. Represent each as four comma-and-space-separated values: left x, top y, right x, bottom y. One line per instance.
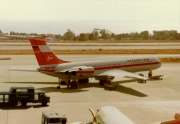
41, 111, 67, 124
41, 111, 86, 124
0, 86, 50, 106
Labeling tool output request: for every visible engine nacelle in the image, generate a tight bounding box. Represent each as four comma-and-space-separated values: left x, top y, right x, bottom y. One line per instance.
65, 66, 94, 76
75, 66, 94, 75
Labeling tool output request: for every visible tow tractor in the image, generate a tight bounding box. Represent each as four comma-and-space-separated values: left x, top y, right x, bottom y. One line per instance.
0, 86, 50, 106
149, 75, 163, 80
41, 111, 83, 124
41, 111, 67, 124
148, 71, 163, 80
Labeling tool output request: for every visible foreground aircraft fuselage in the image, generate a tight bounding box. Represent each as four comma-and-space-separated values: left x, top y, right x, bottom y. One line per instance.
89, 106, 180, 124
89, 106, 135, 124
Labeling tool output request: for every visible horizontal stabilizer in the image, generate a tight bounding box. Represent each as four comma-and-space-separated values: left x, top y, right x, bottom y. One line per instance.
8, 68, 38, 72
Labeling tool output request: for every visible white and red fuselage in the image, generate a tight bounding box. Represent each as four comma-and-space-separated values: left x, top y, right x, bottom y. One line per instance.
29, 36, 161, 81
38, 57, 161, 79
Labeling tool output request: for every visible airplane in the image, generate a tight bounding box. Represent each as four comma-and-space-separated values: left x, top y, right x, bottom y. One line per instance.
89, 106, 135, 124
10, 36, 162, 89
89, 106, 180, 124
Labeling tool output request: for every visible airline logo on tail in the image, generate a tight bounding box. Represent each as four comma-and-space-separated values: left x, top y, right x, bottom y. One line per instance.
46, 55, 53, 62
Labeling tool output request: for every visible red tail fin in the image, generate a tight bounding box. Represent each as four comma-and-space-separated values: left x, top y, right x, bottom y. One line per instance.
161, 119, 180, 124
29, 36, 69, 66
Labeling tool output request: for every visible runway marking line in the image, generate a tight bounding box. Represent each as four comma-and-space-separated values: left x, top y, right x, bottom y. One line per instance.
166, 88, 175, 92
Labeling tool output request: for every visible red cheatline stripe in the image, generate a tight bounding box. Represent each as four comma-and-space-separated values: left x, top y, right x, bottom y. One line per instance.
39, 62, 160, 73
95, 62, 160, 70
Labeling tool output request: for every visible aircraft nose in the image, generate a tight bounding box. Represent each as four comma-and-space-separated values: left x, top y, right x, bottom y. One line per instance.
157, 58, 162, 67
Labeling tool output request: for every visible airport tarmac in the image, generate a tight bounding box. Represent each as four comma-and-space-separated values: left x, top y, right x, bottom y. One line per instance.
0, 55, 180, 124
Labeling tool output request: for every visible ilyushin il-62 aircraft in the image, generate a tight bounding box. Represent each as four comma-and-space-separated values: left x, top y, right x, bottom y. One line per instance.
10, 36, 162, 89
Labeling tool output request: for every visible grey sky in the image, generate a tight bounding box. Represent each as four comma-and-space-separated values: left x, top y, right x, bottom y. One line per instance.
0, 0, 180, 34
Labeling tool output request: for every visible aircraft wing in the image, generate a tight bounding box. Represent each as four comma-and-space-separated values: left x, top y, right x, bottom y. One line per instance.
96, 69, 148, 80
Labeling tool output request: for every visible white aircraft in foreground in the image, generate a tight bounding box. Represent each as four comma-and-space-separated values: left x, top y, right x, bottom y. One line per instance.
89, 106, 135, 124
89, 106, 180, 124
10, 36, 161, 89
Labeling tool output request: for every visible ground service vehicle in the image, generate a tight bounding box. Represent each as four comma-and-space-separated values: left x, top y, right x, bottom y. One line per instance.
42, 111, 67, 124
0, 86, 50, 106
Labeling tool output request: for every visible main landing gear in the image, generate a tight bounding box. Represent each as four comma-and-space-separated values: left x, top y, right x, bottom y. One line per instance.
57, 78, 89, 89
98, 78, 117, 91
67, 78, 89, 89
57, 79, 78, 89
57, 78, 62, 89
67, 80, 78, 89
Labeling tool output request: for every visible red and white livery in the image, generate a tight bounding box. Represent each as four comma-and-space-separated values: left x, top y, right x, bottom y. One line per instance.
10, 36, 162, 89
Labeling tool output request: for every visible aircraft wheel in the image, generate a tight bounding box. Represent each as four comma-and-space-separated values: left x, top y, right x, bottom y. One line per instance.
138, 80, 145, 83
99, 80, 104, 85
104, 86, 107, 90
42, 100, 47, 106
78, 78, 89, 84
75, 84, 78, 89
61, 81, 66, 85
21, 101, 27, 106
84, 78, 89, 83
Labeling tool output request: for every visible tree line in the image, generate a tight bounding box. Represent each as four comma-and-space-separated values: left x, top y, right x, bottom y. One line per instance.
1, 29, 180, 41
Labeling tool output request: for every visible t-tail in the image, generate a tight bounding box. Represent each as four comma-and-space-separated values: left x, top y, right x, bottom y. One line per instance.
29, 36, 69, 66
